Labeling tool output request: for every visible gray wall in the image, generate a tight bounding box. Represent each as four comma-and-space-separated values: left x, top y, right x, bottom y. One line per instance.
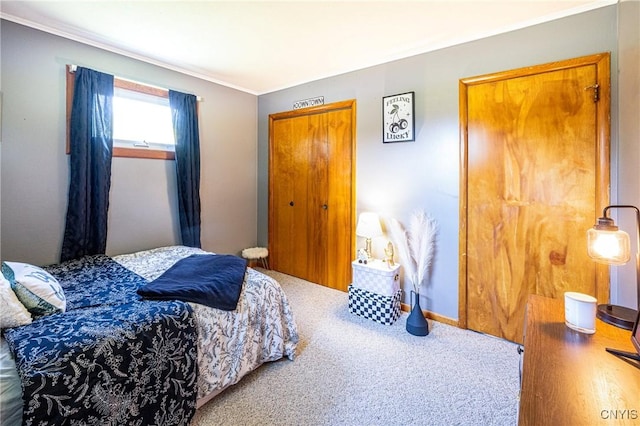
1, 20, 258, 266
616, 0, 640, 308
257, 5, 634, 320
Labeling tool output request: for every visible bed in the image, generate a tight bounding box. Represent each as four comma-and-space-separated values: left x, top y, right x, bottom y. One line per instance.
0, 245, 299, 425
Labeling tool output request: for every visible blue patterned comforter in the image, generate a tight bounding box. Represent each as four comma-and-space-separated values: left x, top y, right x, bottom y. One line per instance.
3, 255, 198, 426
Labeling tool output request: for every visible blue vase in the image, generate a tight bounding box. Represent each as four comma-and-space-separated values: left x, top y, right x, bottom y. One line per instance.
406, 291, 429, 336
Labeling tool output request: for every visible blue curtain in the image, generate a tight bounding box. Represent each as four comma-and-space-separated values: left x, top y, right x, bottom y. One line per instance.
61, 67, 114, 262
169, 90, 202, 248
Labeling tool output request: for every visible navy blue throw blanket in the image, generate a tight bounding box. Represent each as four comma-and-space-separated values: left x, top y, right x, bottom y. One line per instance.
137, 254, 247, 311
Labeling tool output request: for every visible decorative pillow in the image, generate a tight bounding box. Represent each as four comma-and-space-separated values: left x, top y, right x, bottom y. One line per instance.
1, 262, 66, 317
0, 275, 32, 328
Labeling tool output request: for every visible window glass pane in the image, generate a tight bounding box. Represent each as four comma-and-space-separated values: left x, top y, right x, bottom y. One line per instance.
113, 87, 175, 149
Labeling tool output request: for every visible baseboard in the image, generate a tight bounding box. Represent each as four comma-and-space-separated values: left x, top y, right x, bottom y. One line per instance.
400, 302, 458, 327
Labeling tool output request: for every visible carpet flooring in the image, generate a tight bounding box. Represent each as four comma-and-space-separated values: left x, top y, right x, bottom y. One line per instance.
192, 269, 520, 426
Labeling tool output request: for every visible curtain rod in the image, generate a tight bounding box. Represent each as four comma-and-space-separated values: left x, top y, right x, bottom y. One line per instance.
68, 64, 203, 102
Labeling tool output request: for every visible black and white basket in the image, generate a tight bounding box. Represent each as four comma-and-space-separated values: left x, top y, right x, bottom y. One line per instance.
351, 260, 400, 296
348, 285, 401, 325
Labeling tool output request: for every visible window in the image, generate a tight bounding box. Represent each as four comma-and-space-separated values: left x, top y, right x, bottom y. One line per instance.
66, 67, 176, 160
113, 86, 175, 152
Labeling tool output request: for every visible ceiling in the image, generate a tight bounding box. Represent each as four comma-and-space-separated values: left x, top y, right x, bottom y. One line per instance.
1, 0, 615, 95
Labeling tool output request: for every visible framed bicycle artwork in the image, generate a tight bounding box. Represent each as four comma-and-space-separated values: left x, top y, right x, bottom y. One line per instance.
382, 91, 414, 143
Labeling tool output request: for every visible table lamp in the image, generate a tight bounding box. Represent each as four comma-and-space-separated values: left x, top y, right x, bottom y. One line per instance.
586, 205, 640, 330
356, 212, 383, 259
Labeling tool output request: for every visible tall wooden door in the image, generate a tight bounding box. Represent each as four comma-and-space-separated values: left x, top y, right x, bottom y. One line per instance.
459, 53, 610, 343
269, 100, 355, 291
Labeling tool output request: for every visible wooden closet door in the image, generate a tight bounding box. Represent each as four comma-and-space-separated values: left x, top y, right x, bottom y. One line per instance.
270, 114, 311, 281
325, 108, 354, 290
459, 54, 610, 343
306, 112, 329, 285
269, 100, 355, 291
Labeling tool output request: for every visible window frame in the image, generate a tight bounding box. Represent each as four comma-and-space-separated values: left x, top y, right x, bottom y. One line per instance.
66, 66, 175, 160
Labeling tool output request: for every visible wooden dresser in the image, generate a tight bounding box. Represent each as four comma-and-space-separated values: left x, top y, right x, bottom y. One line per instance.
519, 294, 640, 425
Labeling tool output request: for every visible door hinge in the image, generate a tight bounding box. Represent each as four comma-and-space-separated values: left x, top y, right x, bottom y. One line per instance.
585, 84, 600, 102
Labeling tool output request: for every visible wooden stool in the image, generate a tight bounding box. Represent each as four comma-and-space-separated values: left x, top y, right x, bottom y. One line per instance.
241, 247, 269, 269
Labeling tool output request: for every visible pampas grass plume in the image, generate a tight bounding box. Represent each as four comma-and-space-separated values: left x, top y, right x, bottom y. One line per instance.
387, 211, 437, 294
408, 211, 437, 292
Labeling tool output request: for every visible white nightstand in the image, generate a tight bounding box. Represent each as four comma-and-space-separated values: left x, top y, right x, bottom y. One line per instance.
348, 259, 401, 325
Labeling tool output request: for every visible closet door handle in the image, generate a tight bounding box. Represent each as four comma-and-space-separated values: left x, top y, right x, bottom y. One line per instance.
322, 204, 328, 210
289, 201, 294, 206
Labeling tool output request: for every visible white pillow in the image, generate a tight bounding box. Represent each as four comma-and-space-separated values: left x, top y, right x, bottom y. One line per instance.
0, 275, 32, 329
1, 261, 66, 317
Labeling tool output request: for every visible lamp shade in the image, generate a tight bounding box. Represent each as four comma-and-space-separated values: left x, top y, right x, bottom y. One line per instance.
356, 212, 383, 238
587, 227, 631, 265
